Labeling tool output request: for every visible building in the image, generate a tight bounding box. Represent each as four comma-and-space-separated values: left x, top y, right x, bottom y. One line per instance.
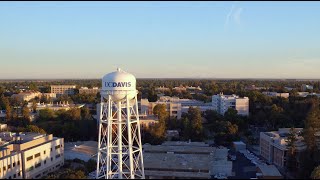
0, 124, 7, 131
140, 96, 210, 119
233, 141, 246, 152
256, 164, 283, 179
212, 93, 249, 116
79, 87, 100, 95
173, 85, 202, 94
143, 141, 232, 179
50, 85, 76, 96
0, 132, 64, 179
155, 86, 170, 92
27, 102, 85, 114
262, 92, 289, 99
11, 91, 42, 102
259, 128, 306, 168
42, 93, 57, 99
301, 84, 313, 91
297, 92, 320, 98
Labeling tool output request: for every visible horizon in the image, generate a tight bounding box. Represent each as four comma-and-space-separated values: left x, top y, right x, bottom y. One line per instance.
1, 2, 320, 79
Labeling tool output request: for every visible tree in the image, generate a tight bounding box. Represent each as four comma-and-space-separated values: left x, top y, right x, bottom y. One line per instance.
187, 107, 203, 141
39, 108, 56, 121
81, 107, 91, 120
311, 166, 320, 179
26, 125, 46, 134
286, 127, 298, 171
32, 100, 37, 113
22, 106, 30, 120
153, 104, 168, 119
5, 104, 12, 121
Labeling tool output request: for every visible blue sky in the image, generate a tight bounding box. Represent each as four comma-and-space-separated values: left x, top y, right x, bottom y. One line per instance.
1, 1, 320, 79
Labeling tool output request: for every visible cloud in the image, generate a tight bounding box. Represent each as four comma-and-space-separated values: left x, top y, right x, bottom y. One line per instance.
224, 2, 243, 28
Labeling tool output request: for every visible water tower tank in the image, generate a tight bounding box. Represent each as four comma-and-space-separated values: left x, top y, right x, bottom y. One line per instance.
101, 68, 137, 102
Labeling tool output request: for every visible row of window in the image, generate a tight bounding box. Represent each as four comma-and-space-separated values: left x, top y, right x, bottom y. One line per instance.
26, 144, 63, 162
1, 161, 21, 173
27, 153, 63, 173
5, 171, 21, 179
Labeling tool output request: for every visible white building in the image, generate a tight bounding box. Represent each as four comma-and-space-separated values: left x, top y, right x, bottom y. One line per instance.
0, 132, 64, 179
262, 92, 289, 98
212, 93, 249, 116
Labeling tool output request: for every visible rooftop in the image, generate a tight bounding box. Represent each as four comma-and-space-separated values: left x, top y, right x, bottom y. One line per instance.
258, 164, 282, 177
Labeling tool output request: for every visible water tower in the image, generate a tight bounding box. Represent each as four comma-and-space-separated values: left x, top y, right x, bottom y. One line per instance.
96, 68, 145, 179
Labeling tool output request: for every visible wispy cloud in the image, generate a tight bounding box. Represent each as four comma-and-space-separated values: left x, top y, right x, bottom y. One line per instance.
224, 2, 243, 28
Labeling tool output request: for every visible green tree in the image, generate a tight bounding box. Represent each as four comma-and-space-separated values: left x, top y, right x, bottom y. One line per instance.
81, 107, 91, 120
22, 106, 30, 120
39, 108, 56, 121
286, 127, 298, 171
187, 107, 203, 141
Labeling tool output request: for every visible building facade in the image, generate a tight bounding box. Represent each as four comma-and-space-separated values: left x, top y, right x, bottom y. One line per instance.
50, 85, 76, 95
0, 132, 64, 179
259, 128, 306, 169
212, 93, 249, 116
11, 91, 42, 102
262, 92, 290, 99
79, 87, 100, 95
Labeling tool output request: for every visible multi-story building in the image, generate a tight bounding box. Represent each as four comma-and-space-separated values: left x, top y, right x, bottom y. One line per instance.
79, 87, 100, 95
11, 91, 42, 102
260, 128, 306, 169
262, 92, 290, 98
0, 132, 64, 179
50, 85, 76, 96
212, 93, 249, 116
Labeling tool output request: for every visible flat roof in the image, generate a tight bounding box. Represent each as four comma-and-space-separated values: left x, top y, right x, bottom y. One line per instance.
161, 141, 209, 147
258, 165, 282, 177
144, 152, 212, 172
143, 144, 215, 154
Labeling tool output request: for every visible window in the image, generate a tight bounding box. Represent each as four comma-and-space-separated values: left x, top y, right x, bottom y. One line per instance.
3, 166, 6, 171
56, 164, 60, 168
44, 160, 46, 164
35, 162, 41, 168
44, 150, 46, 155
18, 172, 21, 176
8, 165, 11, 169
8, 176, 11, 179
51, 157, 53, 161
55, 145, 60, 150
13, 162, 15, 167
17, 161, 20, 165
27, 155, 33, 161
13, 174, 16, 178
56, 154, 61, 159
50, 148, 52, 152
35, 174, 41, 178
35, 153, 41, 158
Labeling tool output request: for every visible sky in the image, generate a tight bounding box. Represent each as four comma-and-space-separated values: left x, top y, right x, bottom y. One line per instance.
1, 1, 320, 79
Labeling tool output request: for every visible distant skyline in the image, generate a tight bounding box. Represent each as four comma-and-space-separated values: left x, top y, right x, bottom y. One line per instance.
1, 1, 320, 79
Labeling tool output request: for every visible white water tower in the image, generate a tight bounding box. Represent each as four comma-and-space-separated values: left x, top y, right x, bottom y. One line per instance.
96, 68, 145, 179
